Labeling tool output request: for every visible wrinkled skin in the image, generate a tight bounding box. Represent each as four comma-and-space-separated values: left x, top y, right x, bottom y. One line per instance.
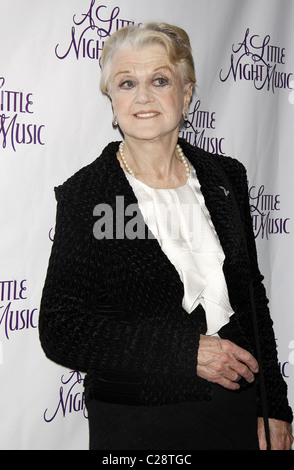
197, 335, 293, 450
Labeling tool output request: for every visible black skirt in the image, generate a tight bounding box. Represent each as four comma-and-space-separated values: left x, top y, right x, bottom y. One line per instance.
85, 383, 259, 450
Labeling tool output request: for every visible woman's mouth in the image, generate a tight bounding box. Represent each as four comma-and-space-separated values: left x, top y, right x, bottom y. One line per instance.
134, 112, 160, 119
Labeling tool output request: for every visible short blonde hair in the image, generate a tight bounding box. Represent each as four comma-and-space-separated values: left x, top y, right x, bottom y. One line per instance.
100, 22, 196, 95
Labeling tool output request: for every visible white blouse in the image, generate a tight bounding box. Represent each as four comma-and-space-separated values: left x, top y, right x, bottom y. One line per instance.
124, 165, 234, 336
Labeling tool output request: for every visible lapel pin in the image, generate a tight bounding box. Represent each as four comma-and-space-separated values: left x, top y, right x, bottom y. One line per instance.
219, 186, 230, 196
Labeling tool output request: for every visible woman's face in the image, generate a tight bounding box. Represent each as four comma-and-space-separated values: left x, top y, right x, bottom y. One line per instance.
108, 43, 192, 145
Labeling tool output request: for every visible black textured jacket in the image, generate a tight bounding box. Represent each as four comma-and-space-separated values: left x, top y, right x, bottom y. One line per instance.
39, 139, 292, 423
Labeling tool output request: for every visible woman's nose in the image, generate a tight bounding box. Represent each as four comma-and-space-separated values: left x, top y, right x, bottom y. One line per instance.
135, 82, 154, 104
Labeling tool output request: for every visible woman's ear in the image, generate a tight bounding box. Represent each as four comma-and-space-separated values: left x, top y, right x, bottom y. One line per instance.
184, 82, 194, 107
182, 83, 193, 120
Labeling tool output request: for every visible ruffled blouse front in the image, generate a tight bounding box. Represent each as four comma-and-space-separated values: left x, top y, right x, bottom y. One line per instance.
124, 165, 234, 336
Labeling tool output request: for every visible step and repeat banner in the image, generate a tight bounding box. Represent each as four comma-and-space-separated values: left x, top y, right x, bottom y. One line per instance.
0, 0, 294, 450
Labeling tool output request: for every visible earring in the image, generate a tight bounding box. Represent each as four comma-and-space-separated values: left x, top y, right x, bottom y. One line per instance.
112, 115, 118, 126
183, 109, 189, 121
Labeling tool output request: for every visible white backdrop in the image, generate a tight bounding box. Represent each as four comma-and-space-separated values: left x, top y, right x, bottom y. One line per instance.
0, 0, 293, 450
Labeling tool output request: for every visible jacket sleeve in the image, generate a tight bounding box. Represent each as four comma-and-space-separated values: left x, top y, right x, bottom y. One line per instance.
239, 165, 293, 423
38, 188, 202, 380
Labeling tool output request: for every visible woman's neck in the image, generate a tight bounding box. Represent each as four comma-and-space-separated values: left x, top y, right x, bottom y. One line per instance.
117, 136, 188, 189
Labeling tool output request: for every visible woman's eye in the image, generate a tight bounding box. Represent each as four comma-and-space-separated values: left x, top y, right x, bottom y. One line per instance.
153, 77, 169, 87
119, 80, 135, 89
118, 76, 170, 90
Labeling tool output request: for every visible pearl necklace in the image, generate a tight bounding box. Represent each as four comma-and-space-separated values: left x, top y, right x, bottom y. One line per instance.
118, 142, 190, 180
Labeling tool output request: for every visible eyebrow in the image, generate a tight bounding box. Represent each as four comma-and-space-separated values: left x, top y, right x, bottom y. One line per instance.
114, 65, 174, 79
153, 65, 174, 73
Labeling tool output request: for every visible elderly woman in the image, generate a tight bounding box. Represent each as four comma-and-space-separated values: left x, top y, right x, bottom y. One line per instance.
39, 23, 293, 450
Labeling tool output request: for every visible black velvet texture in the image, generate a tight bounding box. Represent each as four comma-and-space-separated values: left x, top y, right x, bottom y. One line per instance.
39, 139, 292, 424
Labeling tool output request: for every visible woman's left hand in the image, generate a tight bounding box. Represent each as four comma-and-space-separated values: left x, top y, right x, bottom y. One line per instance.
257, 418, 293, 450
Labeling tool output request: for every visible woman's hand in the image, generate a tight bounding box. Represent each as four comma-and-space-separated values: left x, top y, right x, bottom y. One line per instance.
196, 336, 293, 450
196, 334, 259, 390
258, 418, 293, 450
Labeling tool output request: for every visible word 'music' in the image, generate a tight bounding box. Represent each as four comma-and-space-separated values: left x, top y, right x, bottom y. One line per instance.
220, 28, 293, 93
0, 77, 45, 152
249, 184, 290, 239
0, 279, 37, 340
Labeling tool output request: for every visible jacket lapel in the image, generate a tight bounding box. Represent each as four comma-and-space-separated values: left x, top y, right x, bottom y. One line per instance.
182, 142, 242, 266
